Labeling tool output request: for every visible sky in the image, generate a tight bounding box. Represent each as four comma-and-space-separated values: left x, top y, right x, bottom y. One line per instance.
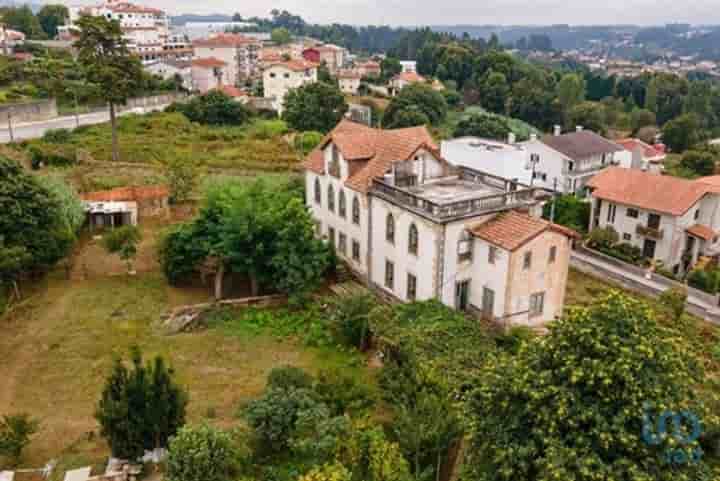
132, 0, 720, 26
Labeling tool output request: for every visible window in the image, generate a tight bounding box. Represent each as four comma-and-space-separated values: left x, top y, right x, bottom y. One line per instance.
523, 251, 532, 270
549, 246, 557, 264
530, 292, 545, 317
407, 273, 417, 301
567, 160, 574, 172
385, 260, 395, 290
338, 190, 347, 218
328, 185, 335, 212
269, 72, 276, 78
607, 204, 617, 224
458, 230, 473, 262
623, 233, 632, 241
352, 197, 360, 225
352, 239, 360, 262
648, 213, 661, 230
626, 208, 639, 218
338, 232, 347, 255
386, 213, 395, 244
489, 246, 498, 265
284, 73, 290, 79
695, 209, 701, 220
408, 223, 419, 255
314, 178, 321, 205
328, 227, 336, 248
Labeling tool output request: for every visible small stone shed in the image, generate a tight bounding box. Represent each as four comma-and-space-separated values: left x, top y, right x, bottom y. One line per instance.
81, 185, 170, 229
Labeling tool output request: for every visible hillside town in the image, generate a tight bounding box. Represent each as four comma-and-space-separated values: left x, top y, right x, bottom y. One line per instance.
1, 2, 720, 481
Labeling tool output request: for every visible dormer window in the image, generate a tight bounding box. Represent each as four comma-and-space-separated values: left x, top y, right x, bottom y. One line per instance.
329, 144, 341, 178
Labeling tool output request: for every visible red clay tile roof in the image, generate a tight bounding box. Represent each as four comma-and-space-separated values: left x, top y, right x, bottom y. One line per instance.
192, 57, 227, 68
82, 186, 169, 202
617, 138, 666, 161
587, 167, 719, 216
303, 119, 438, 193
265, 60, 318, 72
193, 33, 258, 47
218, 85, 247, 98
393, 71, 426, 83
338, 69, 363, 79
686, 224, 716, 241
106, 2, 163, 14
470, 211, 579, 251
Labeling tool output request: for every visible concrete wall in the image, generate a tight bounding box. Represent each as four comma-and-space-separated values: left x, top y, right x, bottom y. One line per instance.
0, 99, 57, 124
123, 92, 188, 111
441, 137, 531, 184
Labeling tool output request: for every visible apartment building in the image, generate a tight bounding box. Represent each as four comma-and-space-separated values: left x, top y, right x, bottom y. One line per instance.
193, 33, 262, 84
303, 120, 578, 327
263, 60, 318, 114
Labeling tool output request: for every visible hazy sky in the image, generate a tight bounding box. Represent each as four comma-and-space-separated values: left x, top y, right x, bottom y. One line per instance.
132, 0, 720, 26
124, 0, 720, 25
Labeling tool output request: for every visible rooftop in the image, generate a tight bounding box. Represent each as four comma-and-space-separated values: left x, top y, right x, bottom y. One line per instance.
81, 185, 169, 202
470, 211, 580, 251
541, 130, 623, 160
192, 57, 226, 68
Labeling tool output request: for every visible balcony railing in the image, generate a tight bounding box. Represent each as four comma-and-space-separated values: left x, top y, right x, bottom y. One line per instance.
371, 178, 538, 222
636, 224, 664, 240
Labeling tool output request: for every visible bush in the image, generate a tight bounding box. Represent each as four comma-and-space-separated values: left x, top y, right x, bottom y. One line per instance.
314, 368, 376, 416
42, 128, 73, 144
166, 424, 243, 481
326, 293, 374, 349
173, 90, 251, 126
453, 112, 511, 140
688, 268, 720, 294
681, 150, 716, 176
267, 366, 314, 391
293, 131, 323, 155
29, 144, 76, 168
0, 413, 39, 466
587, 226, 619, 250
494, 326, 536, 354
542, 194, 590, 233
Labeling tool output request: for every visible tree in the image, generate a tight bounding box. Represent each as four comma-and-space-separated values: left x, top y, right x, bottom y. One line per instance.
631, 108, 657, 133
383, 83, 448, 128
464, 291, 714, 481
658, 287, 688, 321
75, 15, 143, 162
166, 425, 243, 481
172, 90, 251, 126
453, 113, 511, 140
283, 82, 348, 133
478, 71, 509, 114
684, 80, 715, 128
382, 107, 430, 129
662, 114, 700, 152
96, 348, 188, 460
270, 27, 292, 45
557, 73, 586, 118
680, 150, 716, 176
165, 158, 197, 204
37, 4, 69, 38
380, 57, 402, 81
566, 101, 607, 135
299, 462, 352, 481
0, 414, 39, 466
103, 225, 142, 273
542, 194, 591, 233
2, 6, 44, 38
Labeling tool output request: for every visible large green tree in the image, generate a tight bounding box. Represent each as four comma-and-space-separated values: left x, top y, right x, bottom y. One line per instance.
1, 6, 44, 38
464, 291, 716, 481
566, 101, 608, 135
478, 70, 510, 114
383, 83, 448, 128
74, 15, 143, 162
662, 113, 701, 153
37, 4, 69, 38
557, 73, 586, 118
283, 82, 348, 133
453, 112, 511, 140
166, 424, 243, 481
172, 90, 250, 126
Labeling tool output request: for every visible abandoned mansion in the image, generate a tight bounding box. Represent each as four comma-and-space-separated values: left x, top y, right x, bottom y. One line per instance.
304, 120, 579, 327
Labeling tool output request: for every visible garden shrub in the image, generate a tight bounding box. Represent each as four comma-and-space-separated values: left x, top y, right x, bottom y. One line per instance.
314, 368, 376, 416
29, 144, 76, 168
688, 267, 720, 294
42, 128, 73, 144
587, 226, 619, 250
326, 293, 374, 349
267, 366, 314, 391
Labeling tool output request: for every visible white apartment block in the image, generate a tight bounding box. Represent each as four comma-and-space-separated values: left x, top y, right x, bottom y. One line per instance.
304, 120, 578, 327
193, 33, 263, 84
588, 167, 720, 275
263, 60, 318, 115
191, 58, 230, 93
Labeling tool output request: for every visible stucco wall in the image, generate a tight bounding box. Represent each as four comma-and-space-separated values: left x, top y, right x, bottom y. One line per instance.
0, 99, 57, 124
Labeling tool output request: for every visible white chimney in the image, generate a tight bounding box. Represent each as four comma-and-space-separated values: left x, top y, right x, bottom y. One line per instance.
530, 133, 538, 142
553, 125, 561, 136
576, 125, 584, 132
508, 132, 516, 144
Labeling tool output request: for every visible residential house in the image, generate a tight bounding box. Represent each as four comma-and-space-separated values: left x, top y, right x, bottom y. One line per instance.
520, 127, 624, 194
219, 85, 249, 103
303, 119, 578, 327
146, 59, 192, 90
263, 60, 318, 114
389, 71, 427, 96
191, 57, 231, 93
193, 33, 262, 84
400, 60, 417, 72
355, 60, 381, 78
615, 138, 667, 173
587, 167, 720, 274
82, 185, 170, 229
316, 44, 346, 74
338, 69, 362, 95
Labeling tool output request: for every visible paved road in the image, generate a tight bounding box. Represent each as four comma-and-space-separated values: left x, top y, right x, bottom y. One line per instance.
571, 250, 720, 325
0, 104, 171, 143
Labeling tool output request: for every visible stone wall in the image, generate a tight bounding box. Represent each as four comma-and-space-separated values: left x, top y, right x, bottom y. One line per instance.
121, 92, 188, 112
0, 99, 57, 124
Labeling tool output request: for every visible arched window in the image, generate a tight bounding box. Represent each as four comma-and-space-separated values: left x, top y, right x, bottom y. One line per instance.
338, 190, 347, 218
458, 229, 473, 262
352, 197, 360, 225
314, 178, 321, 205
408, 223, 419, 255
386, 213, 395, 244
328, 185, 335, 212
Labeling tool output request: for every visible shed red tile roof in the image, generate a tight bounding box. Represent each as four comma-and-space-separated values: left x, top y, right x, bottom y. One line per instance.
393, 71, 426, 83
687, 224, 716, 241
617, 138, 666, 161
470, 211, 579, 251
193, 33, 258, 47
265, 60, 318, 72
82, 186, 169, 202
587, 167, 719, 216
303, 119, 438, 193
192, 57, 226, 68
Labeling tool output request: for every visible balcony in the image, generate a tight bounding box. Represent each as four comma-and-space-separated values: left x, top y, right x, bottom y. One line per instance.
636, 224, 664, 240
371, 167, 541, 223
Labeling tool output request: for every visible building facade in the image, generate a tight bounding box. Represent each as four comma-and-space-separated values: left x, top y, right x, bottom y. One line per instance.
193, 33, 262, 85
191, 57, 230, 93
263, 60, 318, 114
303, 120, 577, 327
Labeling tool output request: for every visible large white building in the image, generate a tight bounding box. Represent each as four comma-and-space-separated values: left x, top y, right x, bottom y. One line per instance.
304, 120, 578, 328
263, 60, 318, 114
193, 33, 262, 85
588, 167, 720, 275
441, 135, 532, 185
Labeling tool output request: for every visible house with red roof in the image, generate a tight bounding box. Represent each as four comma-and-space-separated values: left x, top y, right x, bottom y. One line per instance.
615, 138, 667, 173
587, 167, 720, 274
193, 33, 262, 84
303, 119, 578, 327
191, 57, 231, 93
262, 60, 318, 114
389, 71, 427, 96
